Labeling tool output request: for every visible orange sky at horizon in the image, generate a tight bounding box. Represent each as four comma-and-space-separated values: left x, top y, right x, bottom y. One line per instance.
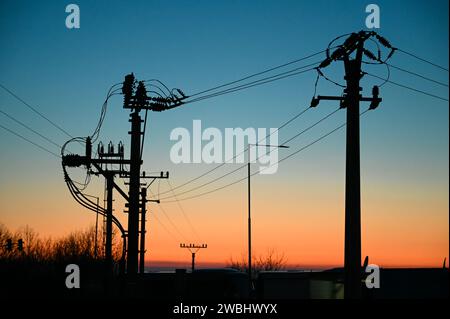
0, 151, 448, 269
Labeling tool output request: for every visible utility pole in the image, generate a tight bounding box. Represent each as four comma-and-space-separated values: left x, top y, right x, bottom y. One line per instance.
62, 73, 186, 282
247, 159, 251, 287
180, 243, 207, 271
139, 175, 168, 274
314, 31, 387, 299
105, 172, 114, 270
94, 196, 99, 258
342, 39, 363, 300
127, 108, 142, 278
139, 187, 146, 274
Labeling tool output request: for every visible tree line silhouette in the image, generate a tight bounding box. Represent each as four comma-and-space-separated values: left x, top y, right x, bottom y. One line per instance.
0, 223, 123, 298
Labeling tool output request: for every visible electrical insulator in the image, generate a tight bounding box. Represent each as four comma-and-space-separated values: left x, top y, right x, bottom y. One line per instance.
375, 34, 392, 48
386, 48, 397, 60
319, 58, 332, 69
62, 154, 85, 167
310, 97, 320, 108
372, 85, 379, 97
118, 142, 124, 156
86, 137, 92, 160
135, 81, 148, 107
98, 142, 104, 156
340, 96, 348, 109
176, 89, 187, 98
363, 49, 377, 61
122, 73, 135, 105
369, 85, 381, 110
343, 33, 358, 49
331, 47, 346, 61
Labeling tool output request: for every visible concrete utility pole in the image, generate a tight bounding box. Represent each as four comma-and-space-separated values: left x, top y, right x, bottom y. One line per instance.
139, 187, 147, 274
314, 31, 386, 299
62, 73, 184, 281
127, 109, 142, 278
180, 243, 207, 271
122, 75, 185, 277
105, 172, 114, 270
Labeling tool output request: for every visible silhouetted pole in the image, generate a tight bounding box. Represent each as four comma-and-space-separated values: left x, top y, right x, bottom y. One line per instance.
180, 243, 207, 272
105, 172, 113, 270
247, 161, 252, 288
343, 40, 363, 300
139, 187, 147, 274
316, 32, 383, 298
247, 143, 289, 292
127, 109, 142, 278
94, 196, 99, 258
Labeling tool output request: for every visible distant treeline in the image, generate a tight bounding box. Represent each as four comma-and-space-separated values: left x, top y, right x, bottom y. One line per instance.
227, 249, 287, 277
0, 223, 123, 298
0, 223, 122, 263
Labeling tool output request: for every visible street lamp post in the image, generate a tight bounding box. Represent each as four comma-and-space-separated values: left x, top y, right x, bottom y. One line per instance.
247, 143, 289, 294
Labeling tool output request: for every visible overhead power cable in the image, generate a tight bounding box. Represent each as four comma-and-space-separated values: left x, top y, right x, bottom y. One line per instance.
184, 64, 319, 104
159, 107, 340, 201
162, 110, 370, 203
0, 83, 74, 139
166, 180, 201, 241
396, 48, 449, 72
157, 106, 311, 196
188, 49, 328, 98
365, 72, 449, 102
0, 123, 61, 158
386, 63, 449, 87
0, 108, 62, 149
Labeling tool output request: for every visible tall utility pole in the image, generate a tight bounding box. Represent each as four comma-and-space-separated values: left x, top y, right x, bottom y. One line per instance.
122, 75, 185, 277
343, 39, 364, 300
247, 158, 251, 287
314, 31, 386, 299
180, 243, 207, 271
63, 73, 185, 280
139, 187, 147, 274
105, 172, 114, 270
127, 109, 142, 277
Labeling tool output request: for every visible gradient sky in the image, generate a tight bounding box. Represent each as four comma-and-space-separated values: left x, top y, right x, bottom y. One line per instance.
0, 0, 448, 268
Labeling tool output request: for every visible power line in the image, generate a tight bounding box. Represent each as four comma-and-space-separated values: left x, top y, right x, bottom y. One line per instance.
148, 189, 191, 242
281, 108, 340, 145
160, 107, 341, 201
365, 72, 449, 102
397, 48, 449, 72
386, 63, 449, 87
166, 180, 201, 241
0, 83, 74, 139
188, 49, 328, 98
162, 109, 370, 203
184, 65, 318, 105
151, 211, 180, 243
0, 123, 61, 158
157, 106, 311, 197
0, 108, 62, 149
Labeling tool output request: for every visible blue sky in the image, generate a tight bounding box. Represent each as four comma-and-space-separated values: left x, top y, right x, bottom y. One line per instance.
1, 0, 448, 180
0, 0, 448, 262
